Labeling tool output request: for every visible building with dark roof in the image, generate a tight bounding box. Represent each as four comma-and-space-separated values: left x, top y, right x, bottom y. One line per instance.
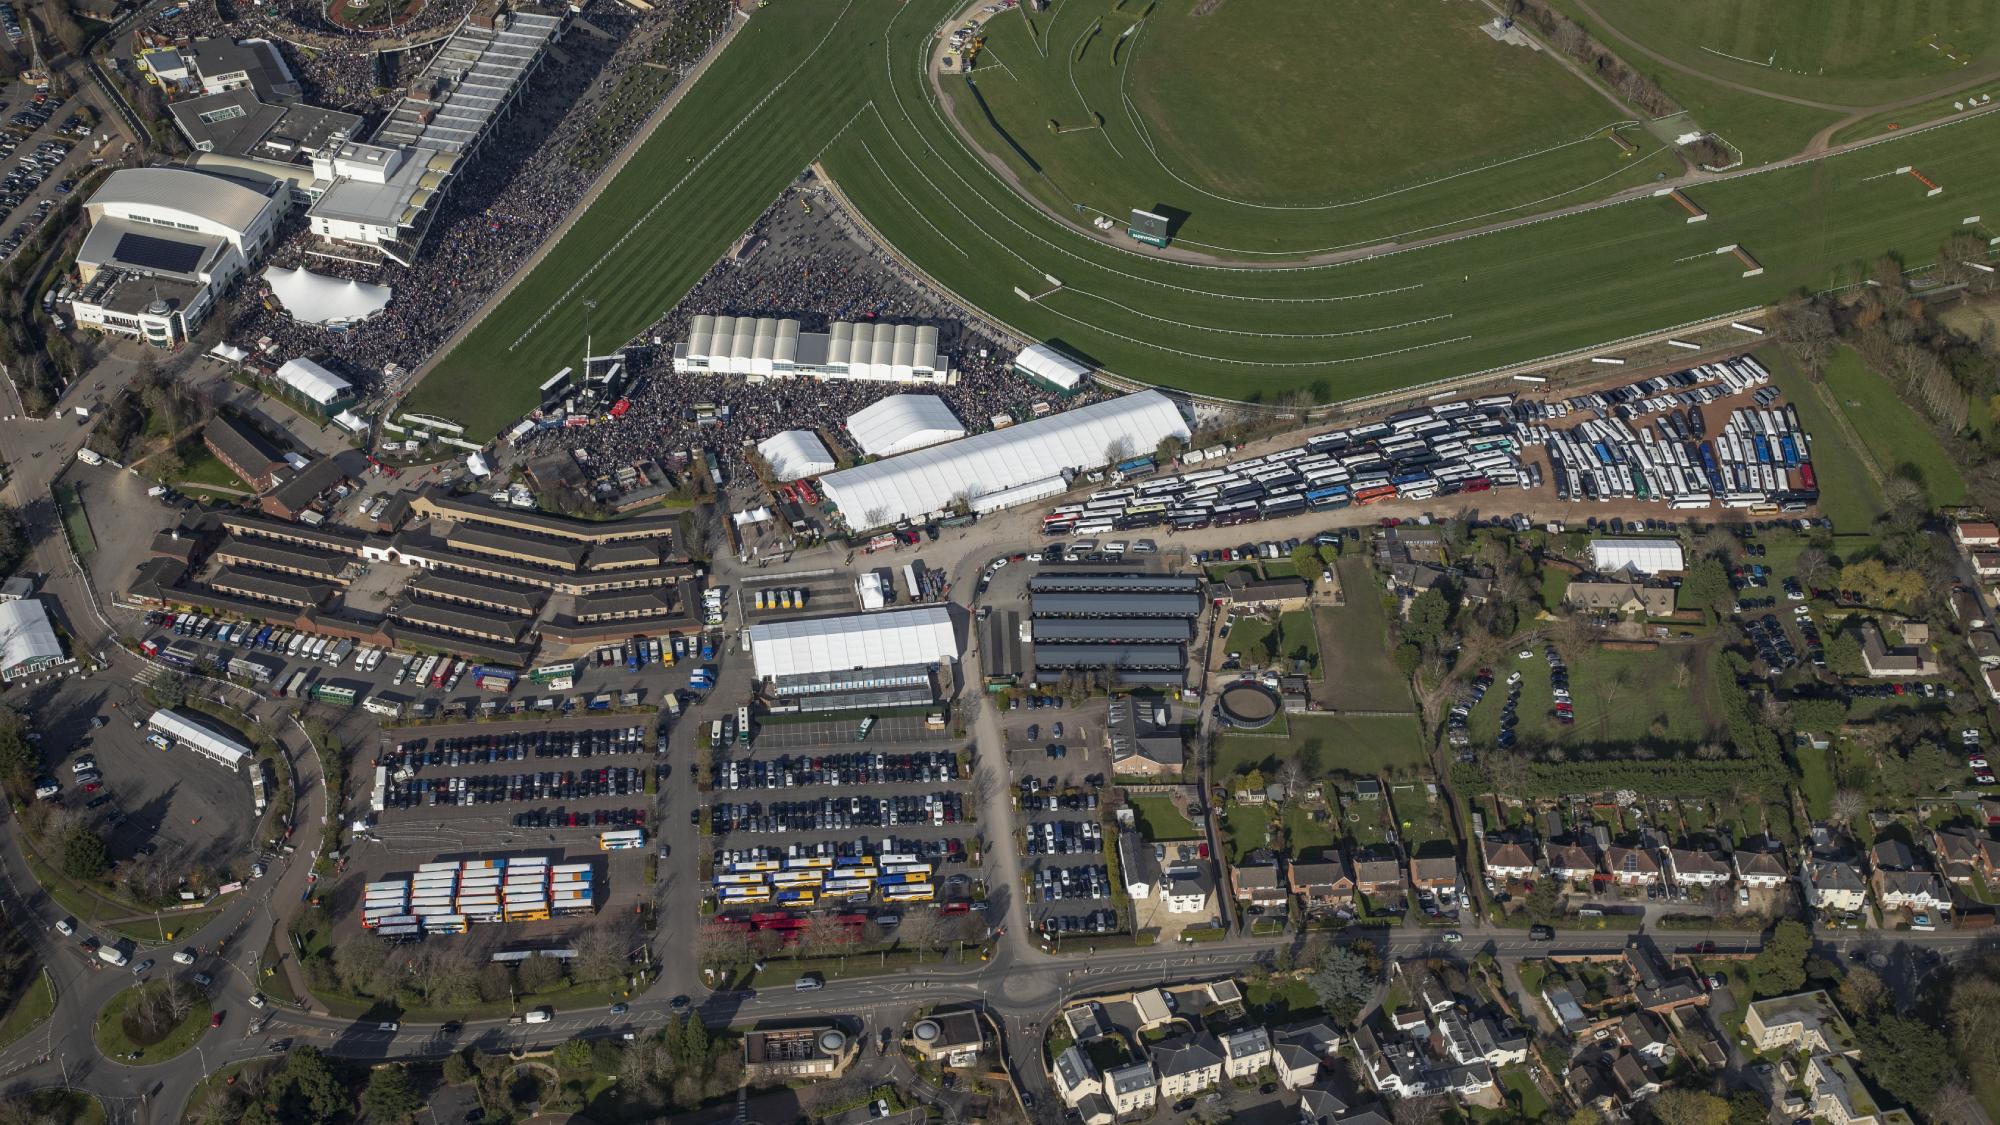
208, 566, 332, 609
1150, 1033, 1224, 1099
408, 487, 681, 545
1104, 697, 1185, 774
388, 597, 531, 646
211, 538, 348, 582
1221, 572, 1311, 609
202, 415, 287, 491
444, 523, 589, 570
260, 459, 351, 521
407, 572, 548, 616
171, 86, 359, 167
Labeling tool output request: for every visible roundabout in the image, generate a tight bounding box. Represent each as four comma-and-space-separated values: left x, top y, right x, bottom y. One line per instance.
92, 980, 213, 1065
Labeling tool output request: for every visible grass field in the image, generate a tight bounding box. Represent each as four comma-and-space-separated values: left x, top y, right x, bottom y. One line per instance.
1467, 644, 1714, 751
0, 968, 54, 1051
963, 0, 1659, 253
54, 482, 95, 557
412, 0, 2000, 440
1319, 558, 1412, 711
174, 446, 250, 495
1760, 347, 1889, 532
1818, 345, 1967, 508
1215, 713, 1427, 782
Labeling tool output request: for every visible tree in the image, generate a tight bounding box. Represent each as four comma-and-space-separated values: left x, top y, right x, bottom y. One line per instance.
550, 1037, 595, 1077
442, 1049, 476, 1086
1858, 1014, 1960, 1114
1648, 1089, 1730, 1125
60, 826, 111, 880
1305, 944, 1376, 1026
1794, 546, 1831, 593
517, 953, 564, 993
1828, 789, 1865, 826
277, 1047, 348, 1122
1391, 1094, 1444, 1125
1746, 920, 1810, 997
1843, 561, 1925, 608
361, 1064, 423, 1123
1837, 966, 1887, 1017
1768, 294, 1838, 378
1680, 558, 1732, 619
1298, 740, 1324, 778
1402, 589, 1452, 654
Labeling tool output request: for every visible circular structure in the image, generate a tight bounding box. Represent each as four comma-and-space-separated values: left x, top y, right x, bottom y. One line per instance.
819, 1029, 848, 1054
92, 982, 212, 1065
1217, 681, 1281, 729
913, 1019, 940, 1046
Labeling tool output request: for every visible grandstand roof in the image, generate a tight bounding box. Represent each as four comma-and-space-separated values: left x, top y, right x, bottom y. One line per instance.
747, 605, 959, 680
818, 391, 1188, 529
846, 394, 966, 457
88, 166, 277, 235
756, 430, 836, 481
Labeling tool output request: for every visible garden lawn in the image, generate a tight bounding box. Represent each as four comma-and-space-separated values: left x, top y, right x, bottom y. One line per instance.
1222, 804, 1276, 864
1128, 794, 1199, 840
412, 0, 2000, 437
1819, 345, 1966, 509
1243, 976, 1323, 1023
1277, 610, 1320, 674
1794, 743, 1834, 820
1317, 558, 1412, 710
54, 483, 95, 557
173, 446, 249, 494
1215, 714, 1426, 783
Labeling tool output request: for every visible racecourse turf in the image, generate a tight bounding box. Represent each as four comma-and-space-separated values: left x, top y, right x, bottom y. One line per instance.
412, 0, 2000, 440
956, 0, 1664, 255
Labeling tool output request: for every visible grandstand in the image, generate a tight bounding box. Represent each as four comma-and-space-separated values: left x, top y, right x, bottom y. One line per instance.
673, 315, 952, 384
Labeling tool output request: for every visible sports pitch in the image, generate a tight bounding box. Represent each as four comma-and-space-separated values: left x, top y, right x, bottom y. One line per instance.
410, 0, 2000, 440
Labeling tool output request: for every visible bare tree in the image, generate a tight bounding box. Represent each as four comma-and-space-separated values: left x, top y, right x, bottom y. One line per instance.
1829, 789, 1865, 826
1391, 1094, 1446, 1125
163, 980, 195, 1024
898, 911, 947, 961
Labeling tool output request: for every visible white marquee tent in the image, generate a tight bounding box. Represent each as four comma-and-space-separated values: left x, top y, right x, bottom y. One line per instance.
0, 600, 62, 681
1014, 343, 1092, 392
747, 605, 959, 680
275, 357, 354, 408
756, 429, 837, 481
846, 394, 966, 457
263, 266, 392, 326
147, 708, 251, 769
819, 391, 1188, 529
1588, 538, 1686, 576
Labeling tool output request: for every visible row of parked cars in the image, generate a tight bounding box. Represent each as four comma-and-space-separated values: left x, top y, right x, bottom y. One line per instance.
1035, 862, 1109, 902
383, 766, 646, 809
716, 837, 968, 866
1038, 909, 1119, 936
718, 750, 959, 790
388, 727, 648, 769
150, 611, 392, 670
510, 807, 648, 829
1026, 819, 1103, 856
706, 790, 965, 832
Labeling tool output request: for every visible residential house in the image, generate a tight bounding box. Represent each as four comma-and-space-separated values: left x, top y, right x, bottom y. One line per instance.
1161, 864, 1214, 915
1872, 868, 1951, 916
1444, 1062, 1497, 1098
1053, 1045, 1102, 1108
1542, 985, 1593, 1035
1609, 1052, 1662, 1102
1743, 991, 1859, 1056
1604, 845, 1662, 886
1231, 862, 1290, 910
1408, 852, 1459, 891
1297, 1087, 1349, 1125
1800, 858, 1869, 915
1869, 839, 1924, 872
1807, 1053, 1918, 1125
1288, 854, 1356, 912
1151, 1034, 1224, 1100
1975, 551, 2000, 580
1469, 1018, 1529, 1067
1104, 1061, 1158, 1117
1118, 832, 1158, 900
1220, 1027, 1273, 1080
1353, 1026, 1438, 1097
1951, 586, 1988, 629
1734, 847, 1789, 890
1858, 620, 1940, 678
1061, 1002, 1114, 1044
1547, 842, 1601, 885
1619, 1011, 1673, 1064
1628, 940, 1709, 1015
1972, 630, 2000, 667
1931, 828, 1984, 885
1665, 847, 1731, 889
1353, 851, 1404, 898
1955, 521, 2000, 549
1982, 837, 2000, 883
1279, 1022, 1343, 1062
1568, 1064, 1619, 1116
1564, 580, 1677, 618
1390, 562, 1447, 596
1480, 837, 1537, 882
1435, 1011, 1482, 1066
1131, 988, 1175, 1031
1273, 1040, 1321, 1090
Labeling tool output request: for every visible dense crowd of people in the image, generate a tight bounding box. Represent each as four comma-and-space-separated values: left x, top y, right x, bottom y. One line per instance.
219, 0, 730, 385
150, 0, 428, 115
510, 184, 1098, 484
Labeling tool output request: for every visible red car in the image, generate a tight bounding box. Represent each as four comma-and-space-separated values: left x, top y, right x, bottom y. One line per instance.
210, 1011, 223, 1028
82, 782, 101, 793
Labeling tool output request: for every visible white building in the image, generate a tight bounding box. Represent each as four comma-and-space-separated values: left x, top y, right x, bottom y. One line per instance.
70, 167, 287, 345
745, 605, 958, 682
819, 391, 1188, 529
147, 709, 252, 770
1220, 1028, 1273, 1080
1588, 538, 1686, 576
756, 430, 837, 481
1104, 1061, 1159, 1116
673, 315, 953, 385
1800, 858, 1868, 915
846, 394, 967, 457
1014, 342, 1092, 393
0, 599, 63, 681
1161, 865, 1212, 914
273, 357, 357, 415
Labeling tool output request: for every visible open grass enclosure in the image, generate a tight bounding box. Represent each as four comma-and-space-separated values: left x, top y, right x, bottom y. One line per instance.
1466, 644, 1716, 752
1818, 345, 1967, 508
412, 0, 2000, 441
1760, 348, 1888, 533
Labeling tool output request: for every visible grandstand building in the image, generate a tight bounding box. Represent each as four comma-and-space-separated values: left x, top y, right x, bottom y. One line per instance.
673, 315, 954, 384
305, 5, 565, 264
818, 391, 1188, 530
68, 167, 288, 346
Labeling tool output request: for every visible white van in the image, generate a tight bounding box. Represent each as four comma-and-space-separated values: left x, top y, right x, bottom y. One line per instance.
523, 1008, 552, 1024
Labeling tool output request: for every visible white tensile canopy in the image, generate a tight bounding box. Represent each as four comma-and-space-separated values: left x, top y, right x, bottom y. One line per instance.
756, 429, 836, 481
846, 394, 966, 457
263, 266, 392, 326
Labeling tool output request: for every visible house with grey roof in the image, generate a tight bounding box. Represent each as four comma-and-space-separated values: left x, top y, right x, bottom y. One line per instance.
1151, 1033, 1224, 1099
1104, 1060, 1158, 1116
